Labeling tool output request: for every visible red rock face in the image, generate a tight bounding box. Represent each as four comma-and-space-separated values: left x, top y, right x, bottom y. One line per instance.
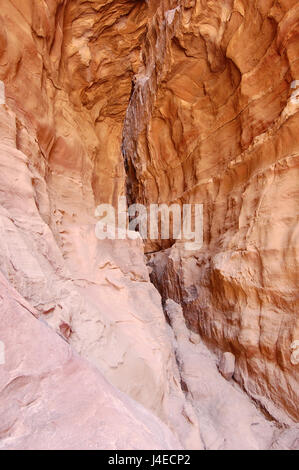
0, 0, 298, 450
125, 0, 299, 425
0, 0, 202, 449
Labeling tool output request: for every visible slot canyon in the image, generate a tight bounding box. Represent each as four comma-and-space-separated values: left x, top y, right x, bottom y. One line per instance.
0, 0, 298, 450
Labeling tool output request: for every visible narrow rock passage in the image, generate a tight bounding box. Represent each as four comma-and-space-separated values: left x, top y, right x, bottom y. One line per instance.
0, 0, 298, 450
123, 0, 299, 427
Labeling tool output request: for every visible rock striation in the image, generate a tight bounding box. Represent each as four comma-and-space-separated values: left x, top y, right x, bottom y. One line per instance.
125, 0, 299, 425
0, 0, 298, 450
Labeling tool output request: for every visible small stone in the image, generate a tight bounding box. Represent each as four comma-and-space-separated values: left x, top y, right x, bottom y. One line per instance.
0, 81, 5, 105
59, 322, 72, 340
218, 352, 235, 381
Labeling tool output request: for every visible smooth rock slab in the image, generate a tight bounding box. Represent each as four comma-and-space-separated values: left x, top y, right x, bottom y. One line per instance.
0, 273, 181, 450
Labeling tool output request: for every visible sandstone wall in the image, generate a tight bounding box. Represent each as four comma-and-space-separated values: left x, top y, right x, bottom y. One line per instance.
0, 0, 202, 449
124, 0, 299, 424
0, 0, 298, 449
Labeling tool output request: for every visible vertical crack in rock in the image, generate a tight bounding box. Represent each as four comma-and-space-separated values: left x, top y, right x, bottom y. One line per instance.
0, 0, 203, 450
0, 0, 298, 450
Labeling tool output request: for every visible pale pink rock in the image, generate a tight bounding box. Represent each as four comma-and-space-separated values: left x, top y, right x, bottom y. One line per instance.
218, 353, 236, 381
164, 299, 299, 451
0, 272, 181, 450
0, 0, 298, 451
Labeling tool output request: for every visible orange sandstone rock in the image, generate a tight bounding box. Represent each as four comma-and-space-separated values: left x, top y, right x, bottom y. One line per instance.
0, 0, 298, 450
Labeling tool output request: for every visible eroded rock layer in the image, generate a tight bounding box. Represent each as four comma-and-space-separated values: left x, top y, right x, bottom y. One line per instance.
0, 0, 298, 450
124, 0, 299, 425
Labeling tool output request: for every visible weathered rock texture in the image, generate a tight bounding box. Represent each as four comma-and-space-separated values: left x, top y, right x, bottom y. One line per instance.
0, 272, 182, 450
164, 299, 299, 450
0, 81, 203, 449
125, 0, 299, 425
0, 0, 202, 449
0, 0, 298, 450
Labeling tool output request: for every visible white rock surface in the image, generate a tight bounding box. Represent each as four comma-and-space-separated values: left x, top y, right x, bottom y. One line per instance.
218, 352, 236, 381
